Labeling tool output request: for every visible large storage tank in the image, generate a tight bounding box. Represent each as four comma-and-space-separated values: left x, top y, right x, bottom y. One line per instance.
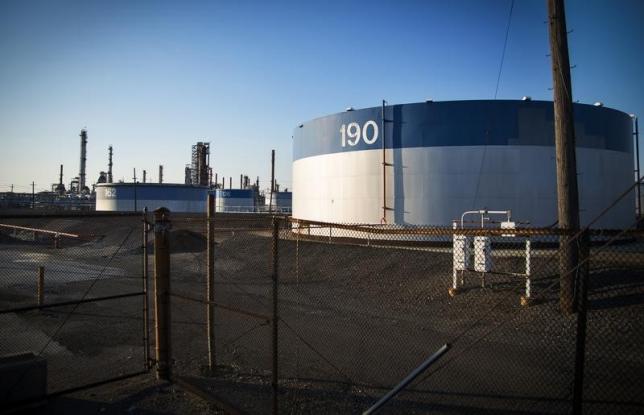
96, 183, 208, 212
266, 191, 293, 213
215, 189, 255, 212
292, 100, 634, 228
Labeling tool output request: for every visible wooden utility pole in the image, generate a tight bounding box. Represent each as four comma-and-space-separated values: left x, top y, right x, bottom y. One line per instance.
547, 0, 580, 314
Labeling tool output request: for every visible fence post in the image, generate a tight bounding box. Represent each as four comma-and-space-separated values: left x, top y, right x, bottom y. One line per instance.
271, 217, 280, 415
572, 229, 590, 415
560, 230, 578, 314
153, 207, 172, 380
207, 193, 216, 372
142, 207, 150, 370
37, 266, 44, 306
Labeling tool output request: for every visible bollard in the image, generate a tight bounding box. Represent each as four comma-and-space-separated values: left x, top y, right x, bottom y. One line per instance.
153, 207, 172, 380
37, 266, 44, 306
207, 193, 216, 372
271, 217, 280, 415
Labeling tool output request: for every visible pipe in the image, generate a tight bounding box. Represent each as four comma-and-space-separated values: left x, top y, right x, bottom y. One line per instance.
634, 116, 641, 217
381, 100, 387, 223
363, 344, 450, 415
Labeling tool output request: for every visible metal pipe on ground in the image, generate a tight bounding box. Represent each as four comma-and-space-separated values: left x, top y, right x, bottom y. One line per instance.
362, 344, 450, 415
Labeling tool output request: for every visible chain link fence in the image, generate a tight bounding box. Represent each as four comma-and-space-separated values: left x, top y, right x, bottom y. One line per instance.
155, 205, 643, 414
0, 214, 149, 404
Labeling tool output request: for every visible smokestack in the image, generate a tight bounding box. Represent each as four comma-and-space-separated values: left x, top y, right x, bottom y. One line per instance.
59, 164, 64, 185
79, 129, 88, 191
214, 173, 218, 188
229, 177, 232, 189
159, 165, 163, 184
240, 174, 243, 189
108, 145, 113, 183
143, 170, 147, 183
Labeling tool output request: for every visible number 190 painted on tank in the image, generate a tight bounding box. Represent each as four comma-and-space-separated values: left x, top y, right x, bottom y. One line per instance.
340, 120, 379, 147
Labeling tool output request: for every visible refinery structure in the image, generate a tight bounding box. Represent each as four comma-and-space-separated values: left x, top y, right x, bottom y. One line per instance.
0, 130, 292, 213
0, 97, 640, 220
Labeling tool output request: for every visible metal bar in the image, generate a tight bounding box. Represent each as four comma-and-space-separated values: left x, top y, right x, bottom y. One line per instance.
169, 292, 271, 322
0, 223, 79, 238
47, 370, 148, 398
572, 230, 590, 414
271, 217, 280, 415
142, 207, 150, 369
173, 376, 247, 415
207, 193, 216, 371
153, 207, 172, 380
0, 291, 145, 314
363, 344, 450, 415
635, 116, 641, 218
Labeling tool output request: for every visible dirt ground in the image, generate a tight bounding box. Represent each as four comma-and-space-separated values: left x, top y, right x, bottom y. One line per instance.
1, 212, 643, 414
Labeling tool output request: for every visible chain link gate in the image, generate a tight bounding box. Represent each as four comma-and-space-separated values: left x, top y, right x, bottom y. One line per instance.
0, 214, 151, 408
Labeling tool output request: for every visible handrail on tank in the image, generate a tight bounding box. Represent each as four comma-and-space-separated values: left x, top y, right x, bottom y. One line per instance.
459, 209, 512, 229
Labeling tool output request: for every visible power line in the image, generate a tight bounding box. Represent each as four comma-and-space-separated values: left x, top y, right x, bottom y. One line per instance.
494, 0, 515, 99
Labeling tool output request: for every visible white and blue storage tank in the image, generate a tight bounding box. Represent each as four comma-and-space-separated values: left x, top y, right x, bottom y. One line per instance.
292, 100, 634, 228
266, 191, 293, 213
95, 183, 209, 212
215, 189, 255, 213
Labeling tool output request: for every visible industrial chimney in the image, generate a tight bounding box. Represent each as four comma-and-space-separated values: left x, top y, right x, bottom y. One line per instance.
79, 129, 88, 192
159, 165, 163, 184
55, 164, 66, 195
108, 145, 113, 183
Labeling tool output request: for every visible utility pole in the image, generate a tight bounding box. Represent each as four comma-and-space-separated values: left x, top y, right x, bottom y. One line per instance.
547, 0, 580, 314
269, 150, 275, 213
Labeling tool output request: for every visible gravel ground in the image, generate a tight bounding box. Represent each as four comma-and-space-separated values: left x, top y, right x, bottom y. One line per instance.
1, 213, 643, 414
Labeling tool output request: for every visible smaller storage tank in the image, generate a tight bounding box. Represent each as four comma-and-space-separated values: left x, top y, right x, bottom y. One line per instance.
266, 191, 293, 213
96, 183, 208, 212
215, 189, 255, 213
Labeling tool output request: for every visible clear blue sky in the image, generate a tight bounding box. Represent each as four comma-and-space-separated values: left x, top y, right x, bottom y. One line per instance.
1, 0, 643, 193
